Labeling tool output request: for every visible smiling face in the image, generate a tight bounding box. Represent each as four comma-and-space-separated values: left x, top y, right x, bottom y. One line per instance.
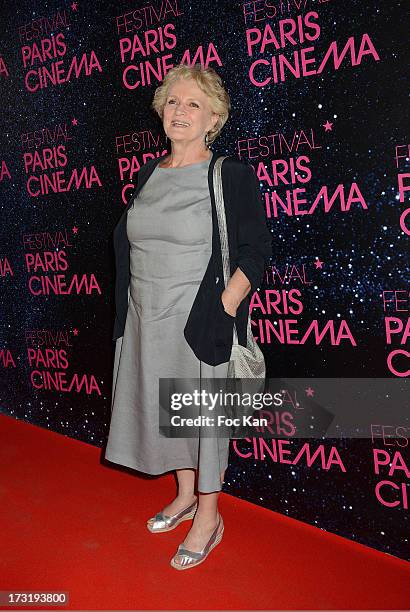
162, 78, 219, 148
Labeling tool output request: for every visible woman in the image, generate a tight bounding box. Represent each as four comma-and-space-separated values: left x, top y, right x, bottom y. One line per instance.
104, 63, 272, 570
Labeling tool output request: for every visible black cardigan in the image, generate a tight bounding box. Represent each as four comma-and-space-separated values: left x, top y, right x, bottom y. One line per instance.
112, 149, 272, 366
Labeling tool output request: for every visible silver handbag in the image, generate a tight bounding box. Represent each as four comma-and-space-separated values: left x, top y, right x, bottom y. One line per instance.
213, 156, 266, 381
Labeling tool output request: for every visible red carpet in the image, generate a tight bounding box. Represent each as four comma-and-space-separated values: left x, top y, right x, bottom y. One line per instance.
0, 412, 409, 610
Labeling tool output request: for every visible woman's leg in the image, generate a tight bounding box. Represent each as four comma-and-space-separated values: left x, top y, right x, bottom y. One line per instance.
161, 468, 197, 516
174, 468, 225, 555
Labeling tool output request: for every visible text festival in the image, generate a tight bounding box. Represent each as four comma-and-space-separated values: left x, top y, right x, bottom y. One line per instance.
22, 230, 101, 296
18, 10, 101, 91
25, 329, 101, 395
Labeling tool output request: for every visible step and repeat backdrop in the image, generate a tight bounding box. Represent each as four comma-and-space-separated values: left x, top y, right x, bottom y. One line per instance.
0, 1, 408, 561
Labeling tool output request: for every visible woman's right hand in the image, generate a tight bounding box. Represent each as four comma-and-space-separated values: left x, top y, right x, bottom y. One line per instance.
220, 290, 237, 318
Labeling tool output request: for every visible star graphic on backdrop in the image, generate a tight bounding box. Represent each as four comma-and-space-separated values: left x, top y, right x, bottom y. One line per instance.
305, 387, 315, 397
72, 226, 78, 234
72, 118, 78, 126
72, 328, 79, 336
71, 2, 78, 11
323, 120, 333, 131
314, 258, 324, 269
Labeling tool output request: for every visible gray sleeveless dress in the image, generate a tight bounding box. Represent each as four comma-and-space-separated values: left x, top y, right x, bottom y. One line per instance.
104, 156, 230, 493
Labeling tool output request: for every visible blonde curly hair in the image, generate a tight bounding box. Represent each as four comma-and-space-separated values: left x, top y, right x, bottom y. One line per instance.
151, 63, 231, 145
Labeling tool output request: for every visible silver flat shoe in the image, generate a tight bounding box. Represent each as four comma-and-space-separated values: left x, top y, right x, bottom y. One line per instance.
146, 498, 197, 533
170, 514, 224, 570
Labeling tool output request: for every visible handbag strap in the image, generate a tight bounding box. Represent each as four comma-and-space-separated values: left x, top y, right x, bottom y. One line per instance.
213, 156, 259, 351
213, 156, 239, 345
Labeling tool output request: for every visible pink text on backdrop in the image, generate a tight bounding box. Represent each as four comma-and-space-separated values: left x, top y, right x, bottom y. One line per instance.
244, 11, 380, 87
25, 328, 101, 395
395, 144, 410, 235
382, 289, 410, 378
233, 438, 347, 471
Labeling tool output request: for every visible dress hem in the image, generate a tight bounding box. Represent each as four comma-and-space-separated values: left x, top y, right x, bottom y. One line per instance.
104, 452, 228, 492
